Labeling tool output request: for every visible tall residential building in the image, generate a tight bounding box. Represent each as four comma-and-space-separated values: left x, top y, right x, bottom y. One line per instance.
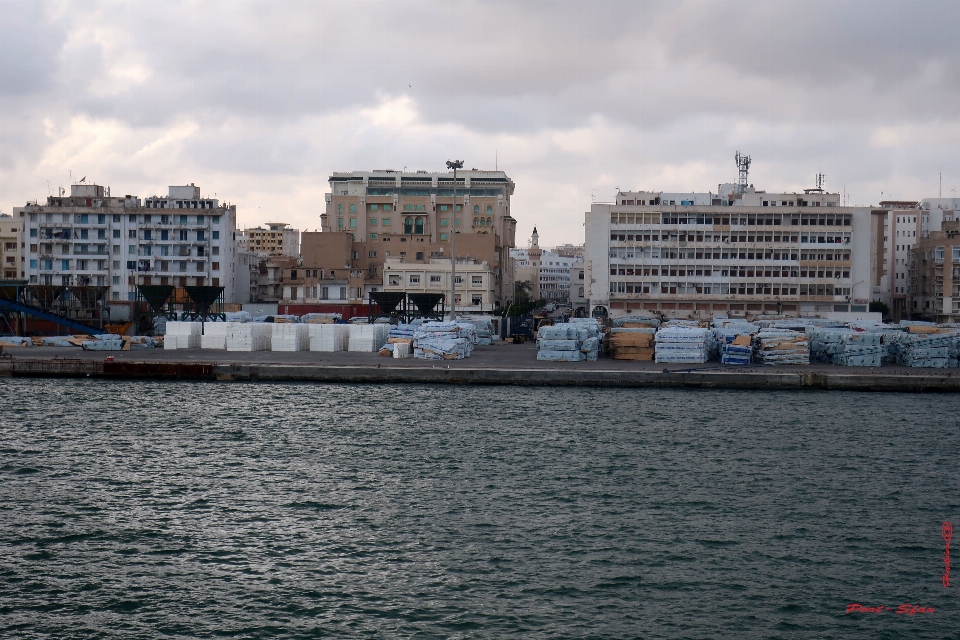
584, 183, 874, 319
869, 201, 921, 321
909, 198, 960, 322
0, 214, 24, 280
16, 183, 247, 303
296, 169, 517, 306
240, 222, 300, 258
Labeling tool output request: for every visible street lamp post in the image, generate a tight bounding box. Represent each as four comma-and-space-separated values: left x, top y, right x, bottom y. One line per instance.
446, 159, 463, 321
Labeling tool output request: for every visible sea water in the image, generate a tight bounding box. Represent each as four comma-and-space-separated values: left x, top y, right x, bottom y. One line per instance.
1, 379, 957, 638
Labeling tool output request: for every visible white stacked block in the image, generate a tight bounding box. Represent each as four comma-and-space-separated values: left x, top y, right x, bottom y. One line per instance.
164, 321, 202, 350
226, 323, 271, 352
308, 324, 349, 352
348, 324, 390, 352
393, 342, 411, 358
200, 322, 234, 350
271, 323, 309, 351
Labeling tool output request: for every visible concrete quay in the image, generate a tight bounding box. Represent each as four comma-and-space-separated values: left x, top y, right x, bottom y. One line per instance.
2, 343, 959, 392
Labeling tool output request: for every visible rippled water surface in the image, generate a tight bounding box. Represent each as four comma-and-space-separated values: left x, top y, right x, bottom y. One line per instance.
1, 379, 958, 638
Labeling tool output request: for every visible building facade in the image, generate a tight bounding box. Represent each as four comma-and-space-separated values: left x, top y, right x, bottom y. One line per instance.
16, 183, 247, 303
0, 214, 24, 280
240, 222, 300, 258
584, 185, 874, 319
307, 169, 517, 306
909, 198, 960, 322
510, 228, 576, 305
382, 257, 497, 312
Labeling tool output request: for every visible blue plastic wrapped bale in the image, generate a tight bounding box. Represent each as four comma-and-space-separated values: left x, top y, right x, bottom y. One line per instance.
808, 328, 883, 366
719, 337, 752, 365
536, 339, 580, 351
537, 349, 585, 362
580, 336, 600, 361
895, 331, 960, 368
81, 340, 124, 351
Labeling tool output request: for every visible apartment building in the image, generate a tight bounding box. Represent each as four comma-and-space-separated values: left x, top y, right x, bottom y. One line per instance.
0, 214, 24, 280
16, 183, 247, 303
584, 184, 874, 319
304, 169, 517, 306
240, 222, 300, 258
909, 198, 960, 322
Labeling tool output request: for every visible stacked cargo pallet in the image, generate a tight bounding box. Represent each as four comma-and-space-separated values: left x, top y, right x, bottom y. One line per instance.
226, 323, 272, 352
308, 324, 349, 352
654, 326, 711, 363
414, 321, 473, 360
271, 323, 309, 352
895, 330, 960, 368
607, 328, 655, 360
752, 330, 809, 365
164, 321, 202, 350
200, 322, 233, 349
808, 328, 884, 366
713, 320, 759, 365
348, 324, 390, 352
536, 322, 602, 362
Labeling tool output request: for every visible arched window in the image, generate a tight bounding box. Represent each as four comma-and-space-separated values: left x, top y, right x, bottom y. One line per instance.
473, 218, 479, 227
337, 204, 343, 214
474, 205, 480, 215
404, 217, 413, 234
414, 217, 424, 234
486, 205, 492, 215
487, 217, 492, 226
350, 204, 356, 214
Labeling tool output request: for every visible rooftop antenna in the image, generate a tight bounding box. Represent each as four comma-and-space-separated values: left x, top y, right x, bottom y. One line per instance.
816, 172, 825, 193
495, 149, 498, 171
735, 151, 751, 195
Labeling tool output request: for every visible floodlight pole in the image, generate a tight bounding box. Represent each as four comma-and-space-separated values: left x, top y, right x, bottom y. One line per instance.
446, 159, 463, 321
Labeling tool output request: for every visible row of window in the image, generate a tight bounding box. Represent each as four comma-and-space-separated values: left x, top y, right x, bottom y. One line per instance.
32, 259, 219, 272
31, 213, 220, 225
610, 266, 850, 278
610, 213, 851, 226
609, 248, 851, 262
609, 282, 852, 296
363, 187, 504, 197
144, 200, 217, 209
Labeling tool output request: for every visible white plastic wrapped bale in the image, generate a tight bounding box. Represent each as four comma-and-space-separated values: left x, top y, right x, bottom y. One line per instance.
808, 328, 884, 366
393, 342, 411, 358
226, 323, 271, 352
163, 321, 202, 349
271, 323, 309, 351
348, 324, 390, 352
302, 312, 342, 324
612, 316, 660, 328
654, 326, 711, 363
200, 322, 233, 350
308, 324, 349, 352
753, 330, 809, 365
414, 321, 473, 359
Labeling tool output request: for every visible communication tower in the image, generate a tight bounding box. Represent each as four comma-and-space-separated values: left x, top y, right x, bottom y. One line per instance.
735, 151, 751, 195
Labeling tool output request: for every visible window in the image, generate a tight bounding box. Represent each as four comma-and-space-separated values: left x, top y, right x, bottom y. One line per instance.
30, 259, 37, 268
128, 229, 137, 238
339, 287, 347, 300
112, 276, 120, 285
416, 252, 424, 261
370, 204, 379, 211
430, 275, 442, 283
129, 214, 137, 223
212, 231, 219, 240
61, 260, 70, 270
349, 218, 356, 228
440, 205, 448, 212
143, 229, 151, 240
414, 217, 424, 234
196, 262, 205, 272
97, 229, 106, 239
369, 218, 378, 225
383, 204, 392, 212
180, 215, 188, 224
472, 295, 482, 306
350, 204, 356, 214
440, 233, 448, 241
212, 216, 220, 224
472, 275, 483, 285
370, 233, 378, 240
486, 205, 492, 215
440, 219, 449, 227
113, 229, 121, 238
474, 205, 480, 215
381, 217, 391, 226
337, 204, 343, 214
197, 230, 205, 241
129, 245, 136, 254
337, 217, 344, 228
212, 262, 220, 271
404, 217, 413, 234
409, 274, 420, 284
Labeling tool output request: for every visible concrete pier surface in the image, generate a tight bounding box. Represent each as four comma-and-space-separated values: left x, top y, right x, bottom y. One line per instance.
2, 342, 959, 391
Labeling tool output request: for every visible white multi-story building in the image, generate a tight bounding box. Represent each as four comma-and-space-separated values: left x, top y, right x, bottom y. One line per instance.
509, 227, 575, 304
584, 184, 874, 319
382, 256, 497, 312
16, 183, 247, 303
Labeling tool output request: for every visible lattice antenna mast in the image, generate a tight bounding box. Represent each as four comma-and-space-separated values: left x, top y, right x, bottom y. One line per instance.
816, 172, 825, 193
735, 151, 751, 195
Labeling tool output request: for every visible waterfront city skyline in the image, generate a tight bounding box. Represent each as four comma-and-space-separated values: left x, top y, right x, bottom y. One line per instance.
1, 0, 958, 247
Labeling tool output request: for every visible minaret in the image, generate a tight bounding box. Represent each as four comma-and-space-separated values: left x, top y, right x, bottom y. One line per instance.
529, 226, 541, 265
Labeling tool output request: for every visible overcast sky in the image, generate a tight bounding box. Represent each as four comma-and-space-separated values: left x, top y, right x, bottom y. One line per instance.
1, 0, 958, 246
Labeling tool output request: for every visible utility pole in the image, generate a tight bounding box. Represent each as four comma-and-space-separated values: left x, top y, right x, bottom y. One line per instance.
446, 159, 463, 321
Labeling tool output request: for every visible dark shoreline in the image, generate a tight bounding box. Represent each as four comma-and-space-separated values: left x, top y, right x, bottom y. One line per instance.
2, 344, 959, 391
